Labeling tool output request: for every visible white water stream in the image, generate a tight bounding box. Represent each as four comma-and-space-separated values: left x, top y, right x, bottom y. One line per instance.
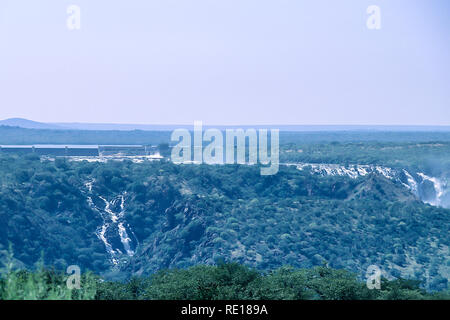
86, 188, 136, 265
288, 163, 448, 208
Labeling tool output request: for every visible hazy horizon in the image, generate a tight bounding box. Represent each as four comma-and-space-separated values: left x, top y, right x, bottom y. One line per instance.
2, 117, 450, 132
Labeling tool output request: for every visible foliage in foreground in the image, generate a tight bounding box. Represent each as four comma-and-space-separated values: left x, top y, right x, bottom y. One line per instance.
0, 251, 96, 300
1, 263, 449, 300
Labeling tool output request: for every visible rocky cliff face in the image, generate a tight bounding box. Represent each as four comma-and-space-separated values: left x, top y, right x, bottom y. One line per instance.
288, 163, 449, 208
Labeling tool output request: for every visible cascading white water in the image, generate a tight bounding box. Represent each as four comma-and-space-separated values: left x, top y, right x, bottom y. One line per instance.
85, 180, 93, 192
292, 163, 398, 180
84, 186, 136, 265
402, 170, 419, 196
289, 163, 449, 208
98, 224, 119, 265
115, 193, 135, 256
118, 222, 134, 256
416, 173, 445, 207
87, 195, 120, 264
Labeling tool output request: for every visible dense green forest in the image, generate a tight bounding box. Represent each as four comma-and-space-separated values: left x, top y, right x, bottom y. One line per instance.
2, 125, 450, 145
0, 149, 449, 293
0, 126, 171, 145
1, 263, 449, 300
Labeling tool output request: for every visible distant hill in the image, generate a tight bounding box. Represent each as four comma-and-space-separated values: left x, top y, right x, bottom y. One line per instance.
2, 118, 450, 132
0, 118, 62, 130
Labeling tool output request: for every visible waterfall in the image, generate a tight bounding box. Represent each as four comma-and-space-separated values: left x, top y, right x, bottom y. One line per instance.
85, 187, 136, 265
289, 163, 449, 208
402, 170, 419, 196
417, 173, 445, 207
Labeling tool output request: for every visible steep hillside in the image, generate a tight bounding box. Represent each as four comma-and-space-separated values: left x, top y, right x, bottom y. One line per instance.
0, 154, 449, 290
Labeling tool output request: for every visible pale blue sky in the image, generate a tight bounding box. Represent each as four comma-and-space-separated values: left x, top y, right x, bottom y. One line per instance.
0, 0, 449, 125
